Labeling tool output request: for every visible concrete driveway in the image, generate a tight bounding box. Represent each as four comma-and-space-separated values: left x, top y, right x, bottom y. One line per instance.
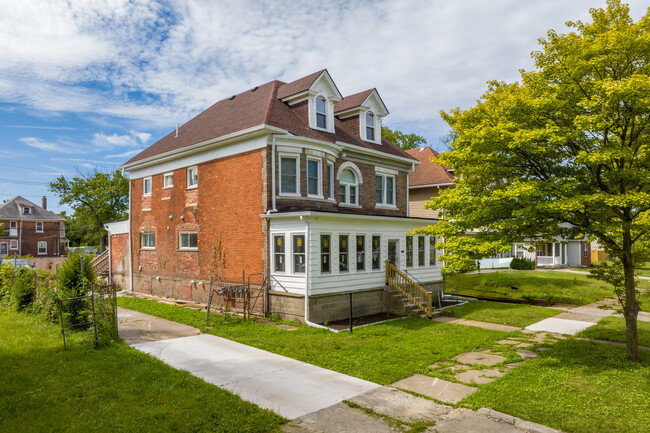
119, 308, 379, 419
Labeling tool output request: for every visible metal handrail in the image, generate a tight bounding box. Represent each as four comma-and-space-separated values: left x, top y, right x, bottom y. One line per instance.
385, 260, 433, 317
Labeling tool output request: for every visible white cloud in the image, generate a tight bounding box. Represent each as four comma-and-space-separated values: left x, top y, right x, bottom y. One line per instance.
1, 0, 649, 142
105, 148, 145, 159
20, 137, 79, 154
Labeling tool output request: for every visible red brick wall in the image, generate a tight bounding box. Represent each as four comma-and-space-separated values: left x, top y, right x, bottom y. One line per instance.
130, 149, 266, 300
0, 219, 63, 257
109, 232, 129, 289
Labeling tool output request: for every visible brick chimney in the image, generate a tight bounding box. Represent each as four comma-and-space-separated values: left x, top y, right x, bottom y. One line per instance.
42, 196, 47, 210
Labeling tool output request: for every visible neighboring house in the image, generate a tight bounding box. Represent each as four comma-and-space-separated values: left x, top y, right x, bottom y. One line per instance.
514, 234, 591, 268
118, 69, 442, 323
405, 147, 455, 219
0, 196, 69, 257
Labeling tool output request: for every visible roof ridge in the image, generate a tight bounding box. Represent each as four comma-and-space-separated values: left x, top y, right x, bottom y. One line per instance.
264, 80, 282, 125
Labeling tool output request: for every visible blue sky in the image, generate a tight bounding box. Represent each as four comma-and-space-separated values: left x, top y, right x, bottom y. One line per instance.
0, 0, 647, 213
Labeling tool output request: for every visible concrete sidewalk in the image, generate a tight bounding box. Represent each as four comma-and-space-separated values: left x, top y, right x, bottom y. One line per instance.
119, 308, 379, 419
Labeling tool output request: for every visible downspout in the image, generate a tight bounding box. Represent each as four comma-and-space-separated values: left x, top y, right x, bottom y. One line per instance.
106, 225, 113, 284
302, 215, 335, 332
271, 134, 277, 212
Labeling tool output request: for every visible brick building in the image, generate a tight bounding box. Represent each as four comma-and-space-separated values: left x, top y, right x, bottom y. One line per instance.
118, 70, 442, 323
0, 196, 69, 258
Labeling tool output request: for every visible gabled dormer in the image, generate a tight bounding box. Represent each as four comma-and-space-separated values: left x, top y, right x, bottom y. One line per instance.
334, 89, 389, 145
277, 70, 342, 134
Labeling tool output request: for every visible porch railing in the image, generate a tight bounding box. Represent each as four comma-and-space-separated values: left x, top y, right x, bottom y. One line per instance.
536, 256, 562, 266
91, 250, 110, 277
385, 260, 433, 317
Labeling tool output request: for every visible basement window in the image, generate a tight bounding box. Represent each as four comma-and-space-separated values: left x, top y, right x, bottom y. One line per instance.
179, 232, 198, 250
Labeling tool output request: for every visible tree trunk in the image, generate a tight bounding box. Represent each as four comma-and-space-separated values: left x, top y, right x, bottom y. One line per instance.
621, 230, 640, 361
99, 226, 106, 253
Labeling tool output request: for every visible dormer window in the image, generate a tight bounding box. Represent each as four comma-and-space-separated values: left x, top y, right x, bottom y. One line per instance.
366, 112, 375, 141
22, 207, 31, 215
316, 96, 327, 129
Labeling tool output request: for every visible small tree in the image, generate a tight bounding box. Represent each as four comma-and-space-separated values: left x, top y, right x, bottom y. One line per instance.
57, 253, 95, 327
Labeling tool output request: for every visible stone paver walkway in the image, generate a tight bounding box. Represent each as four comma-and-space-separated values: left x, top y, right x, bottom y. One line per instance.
432, 316, 521, 332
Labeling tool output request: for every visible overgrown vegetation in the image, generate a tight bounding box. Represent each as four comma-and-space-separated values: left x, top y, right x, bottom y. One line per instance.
0, 308, 284, 433
578, 317, 650, 348
463, 339, 650, 433
118, 296, 511, 384
444, 271, 619, 305
56, 252, 95, 328
443, 300, 561, 327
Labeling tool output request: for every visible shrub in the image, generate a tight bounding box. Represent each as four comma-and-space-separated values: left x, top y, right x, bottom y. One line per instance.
510, 257, 535, 270
0, 263, 14, 304
31, 269, 58, 321
56, 253, 95, 328
11, 266, 35, 311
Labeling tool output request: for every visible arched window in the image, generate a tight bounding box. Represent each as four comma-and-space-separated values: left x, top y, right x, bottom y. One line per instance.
365, 111, 375, 141
339, 168, 358, 205
316, 96, 327, 129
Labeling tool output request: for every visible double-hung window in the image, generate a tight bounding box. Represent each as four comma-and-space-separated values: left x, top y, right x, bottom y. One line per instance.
321, 234, 330, 273
22, 207, 31, 215
356, 235, 365, 271
339, 234, 349, 272
366, 112, 375, 141
143, 176, 152, 196
141, 232, 155, 249
316, 96, 327, 129
187, 166, 198, 188
429, 236, 436, 266
339, 169, 358, 205
37, 241, 47, 255
326, 162, 334, 199
10, 239, 18, 250
372, 236, 381, 270
375, 174, 395, 206
293, 234, 305, 273
179, 232, 198, 249
418, 236, 425, 267
163, 172, 174, 188
307, 158, 321, 197
35, 221, 43, 232
406, 236, 413, 267
273, 235, 285, 272
280, 155, 299, 195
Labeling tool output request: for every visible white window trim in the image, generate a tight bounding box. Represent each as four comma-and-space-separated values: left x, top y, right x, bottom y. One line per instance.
339, 170, 359, 206
141, 232, 156, 250
292, 233, 306, 275
375, 174, 397, 208
9, 239, 18, 250
326, 162, 335, 201
0, 242, 7, 255
163, 172, 174, 189
10, 221, 17, 228
187, 166, 198, 189
178, 231, 198, 250
311, 94, 334, 133
22, 207, 31, 215
279, 153, 301, 197
143, 176, 152, 196
306, 157, 323, 198
339, 233, 350, 273
272, 234, 286, 274
35, 221, 44, 233
361, 109, 382, 144
320, 232, 332, 274
371, 234, 382, 270
37, 241, 47, 255
365, 111, 375, 142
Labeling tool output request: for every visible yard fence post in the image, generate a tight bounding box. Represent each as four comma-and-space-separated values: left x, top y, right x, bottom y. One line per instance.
349, 292, 353, 333
205, 276, 213, 327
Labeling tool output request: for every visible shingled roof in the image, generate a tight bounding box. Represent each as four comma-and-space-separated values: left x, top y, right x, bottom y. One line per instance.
405, 147, 456, 186
123, 71, 416, 166
0, 196, 64, 221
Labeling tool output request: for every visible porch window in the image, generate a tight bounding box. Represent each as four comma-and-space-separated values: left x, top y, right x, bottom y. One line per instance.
339, 169, 358, 205
273, 235, 285, 272
406, 236, 413, 267
339, 234, 349, 272
429, 236, 436, 266
280, 156, 299, 195
372, 235, 381, 270
321, 234, 330, 273
179, 232, 198, 250
38, 241, 47, 255
293, 234, 305, 274
418, 236, 425, 267
356, 235, 365, 271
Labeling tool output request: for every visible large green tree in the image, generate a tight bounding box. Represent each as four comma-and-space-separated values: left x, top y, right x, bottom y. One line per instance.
425, 1, 650, 361
382, 126, 427, 150
50, 170, 129, 252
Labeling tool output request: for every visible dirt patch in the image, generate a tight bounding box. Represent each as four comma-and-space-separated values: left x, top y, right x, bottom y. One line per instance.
323, 313, 405, 331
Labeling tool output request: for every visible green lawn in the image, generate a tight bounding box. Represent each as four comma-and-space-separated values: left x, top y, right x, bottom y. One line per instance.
443, 300, 561, 328
577, 316, 650, 348
640, 291, 650, 312
463, 339, 650, 433
0, 308, 284, 433
444, 270, 616, 305
118, 297, 512, 384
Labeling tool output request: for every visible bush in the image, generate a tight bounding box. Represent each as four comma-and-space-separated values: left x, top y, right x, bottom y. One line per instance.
510, 257, 535, 270
31, 269, 58, 321
56, 253, 95, 328
11, 266, 35, 311
0, 263, 14, 304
